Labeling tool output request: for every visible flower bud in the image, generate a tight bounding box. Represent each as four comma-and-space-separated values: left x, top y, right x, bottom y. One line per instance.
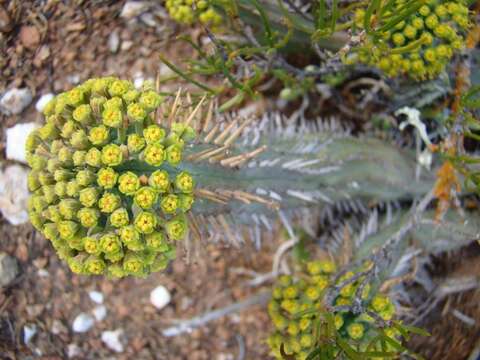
107, 264, 125, 278
77, 207, 100, 228
102, 107, 123, 128
100, 233, 122, 254
108, 79, 131, 97
28, 172, 42, 192
38, 123, 59, 141
39, 171, 55, 185
58, 147, 73, 166
143, 143, 165, 166
88, 125, 110, 146
85, 148, 102, 167
72, 150, 87, 166
347, 323, 364, 340
90, 95, 107, 115
175, 171, 194, 193
60, 120, 78, 139
46, 205, 62, 222
66, 180, 82, 197
134, 211, 157, 234
58, 220, 79, 240
29, 211, 45, 230
50, 140, 64, 155
178, 194, 194, 212
72, 104, 93, 125
43, 222, 59, 240
104, 96, 123, 109
76, 169, 96, 186
67, 254, 86, 274
160, 194, 178, 214
143, 125, 166, 143
127, 102, 147, 122
118, 171, 140, 195
149, 170, 170, 192
145, 231, 168, 252
101, 144, 123, 166
127, 134, 146, 153
98, 192, 121, 213
59, 199, 81, 219
122, 252, 144, 276
66, 88, 85, 107
110, 207, 129, 228
123, 89, 139, 103
97, 167, 118, 189
54, 169, 74, 182
79, 187, 100, 207
119, 225, 144, 251
165, 216, 187, 240
42, 185, 58, 204
85, 255, 106, 275
42, 98, 56, 116
47, 158, 61, 173
139, 90, 163, 112
134, 186, 158, 209
165, 144, 183, 165
84, 237, 101, 255
150, 255, 170, 272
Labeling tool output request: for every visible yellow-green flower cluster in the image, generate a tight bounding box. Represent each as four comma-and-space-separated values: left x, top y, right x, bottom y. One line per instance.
349, 0, 470, 80
25, 77, 196, 278
267, 260, 401, 360
165, 0, 222, 28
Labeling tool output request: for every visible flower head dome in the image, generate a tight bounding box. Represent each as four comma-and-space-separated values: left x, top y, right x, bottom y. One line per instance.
349, 0, 471, 80
26, 77, 196, 278
267, 260, 401, 359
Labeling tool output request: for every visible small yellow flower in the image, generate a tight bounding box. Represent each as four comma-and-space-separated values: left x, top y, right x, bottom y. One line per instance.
110, 208, 129, 228
88, 125, 110, 145
174, 171, 194, 193
144, 143, 165, 166
97, 167, 118, 189
143, 125, 166, 143
127, 102, 147, 122
98, 192, 121, 213
127, 134, 146, 153
77, 207, 100, 228
160, 194, 178, 214
134, 211, 157, 234
134, 186, 158, 209
101, 144, 123, 166
347, 323, 364, 340
118, 171, 140, 195
102, 107, 123, 128
100, 233, 122, 254
149, 170, 170, 192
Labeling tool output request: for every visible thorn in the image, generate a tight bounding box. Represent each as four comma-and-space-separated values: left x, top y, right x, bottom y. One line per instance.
220, 145, 267, 167
223, 117, 256, 147
202, 100, 215, 133
204, 123, 220, 143
185, 95, 206, 127
168, 88, 183, 126
214, 120, 238, 145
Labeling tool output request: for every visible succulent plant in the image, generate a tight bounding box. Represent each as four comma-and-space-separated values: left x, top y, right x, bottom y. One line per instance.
267, 260, 403, 360
26, 77, 191, 277
165, 0, 223, 27
348, 0, 471, 79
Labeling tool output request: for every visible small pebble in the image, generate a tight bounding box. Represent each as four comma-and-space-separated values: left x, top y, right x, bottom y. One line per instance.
6, 122, 40, 163
92, 305, 107, 322
72, 313, 95, 333
120, 1, 150, 19
0, 165, 30, 225
150, 285, 171, 310
0, 252, 19, 287
23, 324, 37, 344
0, 88, 32, 115
67, 343, 81, 358
88, 290, 104, 304
108, 31, 120, 53
35, 93, 54, 113
101, 329, 124, 353
51, 319, 67, 335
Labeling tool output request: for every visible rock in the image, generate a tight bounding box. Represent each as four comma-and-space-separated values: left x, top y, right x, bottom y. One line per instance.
0, 253, 18, 287
101, 329, 125, 353
150, 285, 171, 310
108, 31, 120, 53
88, 290, 104, 304
23, 324, 37, 344
120, 40, 133, 51
0, 165, 30, 225
0, 88, 33, 115
33, 45, 51, 68
51, 319, 68, 335
19, 25, 40, 49
72, 313, 95, 333
67, 343, 81, 358
120, 1, 150, 19
67, 74, 80, 85
6, 122, 40, 163
0, 5, 12, 32
35, 93, 54, 113
92, 305, 107, 322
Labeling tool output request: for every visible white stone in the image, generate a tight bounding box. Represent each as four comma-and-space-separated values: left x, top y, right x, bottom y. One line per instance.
23, 324, 37, 344
67, 343, 81, 358
35, 93, 54, 113
150, 285, 171, 310
92, 305, 107, 322
0, 88, 32, 115
120, 1, 150, 19
108, 31, 120, 53
101, 329, 124, 353
51, 319, 67, 335
72, 313, 95, 333
133, 73, 145, 89
37, 269, 49, 277
0, 165, 29, 225
67, 74, 80, 85
88, 290, 104, 304
6, 122, 40, 163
